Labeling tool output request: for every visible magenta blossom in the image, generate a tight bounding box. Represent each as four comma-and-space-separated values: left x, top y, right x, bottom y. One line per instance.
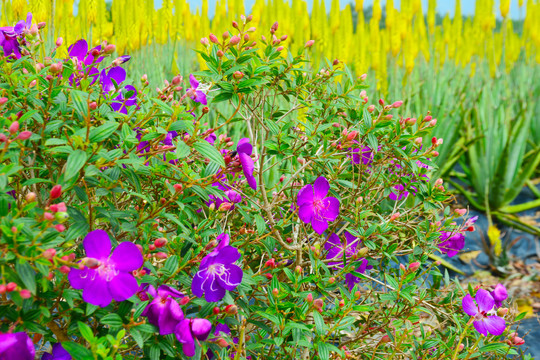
462, 289, 506, 336
438, 231, 465, 257
237, 138, 257, 190
187, 74, 207, 105
100, 67, 137, 114
350, 145, 374, 166
41, 343, 71, 360
0, 332, 35, 360
0, 27, 21, 58
297, 177, 340, 234
389, 184, 409, 201
175, 318, 212, 357
141, 285, 184, 335
325, 231, 370, 290
68, 39, 104, 86
68, 230, 143, 307
191, 234, 243, 302
490, 284, 508, 308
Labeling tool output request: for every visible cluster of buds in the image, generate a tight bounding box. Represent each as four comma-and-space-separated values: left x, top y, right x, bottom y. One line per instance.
0, 282, 32, 299
0, 120, 32, 142
434, 178, 444, 192
506, 332, 525, 346
156, 74, 184, 103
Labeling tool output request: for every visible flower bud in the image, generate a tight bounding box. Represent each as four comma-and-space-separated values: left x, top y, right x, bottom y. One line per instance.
25, 192, 36, 202
306, 293, 313, 303
217, 50, 224, 57
346, 131, 358, 141
43, 248, 57, 259
232, 20, 238, 28
264, 273, 273, 279
271, 21, 279, 32
229, 36, 241, 45
180, 296, 190, 305
280, 35, 288, 42
59, 265, 70, 274
357, 247, 369, 257
392, 101, 403, 108
513, 337, 525, 346
233, 71, 244, 80
339, 299, 345, 308
405, 118, 416, 126
0, 97, 7, 106
243, 33, 250, 42
213, 306, 220, 315
8, 121, 19, 134
0, 284, 6, 294
265, 258, 276, 268
54, 37, 64, 48
276, 46, 284, 52
272, 288, 279, 296
224, 304, 238, 315
200, 37, 209, 46
102, 44, 115, 55
458, 343, 464, 351
385, 114, 393, 120
155, 252, 167, 259
295, 265, 302, 274
333, 59, 340, 66
360, 73, 367, 81
173, 184, 183, 193
399, 263, 406, 272
154, 238, 168, 248
216, 338, 229, 348
148, 244, 156, 251
304, 40, 315, 48
20, 289, 32, 299
367, 105, 375, 113
497, 307, 508, 316
50, 185, 62, 199
17, 131, 32, 140
378, 99, 385, 106
313, 298, 323, 310
423, 115, 432, 122
435, 178, 443, 186
6, 282, 17, 292
209, 33, 219, 43
429, 119, 438, 127
414, 137, 423, 145
409, 262, 421, 272
329, 277, 335, 284
354, 291, 361, 299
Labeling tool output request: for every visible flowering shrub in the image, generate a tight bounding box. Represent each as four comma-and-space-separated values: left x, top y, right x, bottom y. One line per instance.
0, 14, 529, 360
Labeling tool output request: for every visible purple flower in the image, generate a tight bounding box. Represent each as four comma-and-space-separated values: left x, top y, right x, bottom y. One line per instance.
297, 177, 340, 234
68, 39, 104, 86
41, 343, 71, 360
191, 234, 243, 302
389, 184, 409, 201
0, 332, 35, 360
141, 285, 184, 335
13, 13, 32, 35
350, 145, 374, 165
438, 231, 465, 257
68, 229, 143, 307
0, 27, 21, 58
175, 318, 212, 357
325, 232, 370, 290
462, 289, 506, 336
188, 74, 207, 105
237, 138, 257, 190
100, 67, 137, 114
207, 181, 242, 211
490, 284, 508, 308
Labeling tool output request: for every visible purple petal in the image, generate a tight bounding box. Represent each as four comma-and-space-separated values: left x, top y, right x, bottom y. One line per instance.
297, 184, 314, 207
473, 320, 488, 336
321, 197, 340, 222
462, 294, 478, 316
191, 318, 212, 341
216, 264, 243, 290
191, 270, 207, 298
158, 299, 184, 335
109, 272, 139, 302
313, 177, 329, 199
68, 39, 88, 61
311, 216, 329, 235
215, 246, 241, 264
298, 204, 314, 224
107, 67, 126, 86
203, 274, 226, 302
82, 275, 113, 307
345, 273, 360, 290
239, 152, 256, 190
475, 289, 495, 313
68, 267, 89, 289
214, 323, 231, 336
175, 319, 195, 356
189, 74, 200, 89
110, 242, 143, 272
491, 284, 508, 305
0, 332, 35, 360
157, 285, 184, 298
194, 90, 207, 105
237, 138, 253, 155
216, 233, 230, 250
484, 316, 506, 336
83, 229, 111, 260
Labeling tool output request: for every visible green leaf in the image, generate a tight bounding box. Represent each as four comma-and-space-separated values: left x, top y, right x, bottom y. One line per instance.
77, 321, 95, 342
62, 342, 93, 360
312, 311, 325, 335
64, 150, 88, 181
101, 313, 123, 328
318, 342, 330, 360
70, 90, 89, 118
89, 122, 119, 142
479, 343, 509, 353
193, 141, 225, 167
15, 262, 36, 294
161, 255, 179, 276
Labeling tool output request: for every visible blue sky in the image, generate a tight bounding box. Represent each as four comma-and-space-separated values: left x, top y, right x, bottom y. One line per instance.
154, 0, 527, 19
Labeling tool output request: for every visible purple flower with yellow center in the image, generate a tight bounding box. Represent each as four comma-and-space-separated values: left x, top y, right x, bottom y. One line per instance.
237, 138, 257, 190
325, 232, 370, 290
68, 39, 104, 86
462, 289, 506, 336
41, 343, 71, 360
68, 229, 143, 307
191, 234, 243, 302
100, 67, 137, 114
490, 284, 508, 308
141, 285, 184, 335
0, 26, 21, 58
0, 332, 35, 360
187, 74, 207, 105
297, 177, 340, 235
438, 231, 465, 257
175, 318, 212, 357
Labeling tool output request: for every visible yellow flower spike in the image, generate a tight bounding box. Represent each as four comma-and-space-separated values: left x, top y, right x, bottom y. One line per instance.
500, 0, 511, 18
487, 225, 502, 257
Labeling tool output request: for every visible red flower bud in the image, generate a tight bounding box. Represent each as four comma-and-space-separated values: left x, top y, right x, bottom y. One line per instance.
333, 59, 339, 66
209, 33, 219, 43
8, 121, 19, 134
148, 244, 156, 251
55, 37, 63, 47
180, 296, 190, 305
55, 224, 65, 232
272, 288, 279, 296
213, 306, 220, 315
229, 36, 241, 45
339, 299, 345, 308
346, 131, 358, 141
408, 262, 420, 272
0, 97, 7, 105
423, 115, 432, 122
173, 184, 183, 193
295, 265, 302, 274
155, 252, 167, 259
224, 304, 238, 314
264, 273, 273, 279
7, 282, 17, 292
216, 338, 229, 348
17, 131, 32, 140
154, 238, 168, 248
378, 99, 385, 106
392, 101, 403, 108
19, 289, 32, 299
0, 285, 6, 294
50, 185, 62, 200
43, 248, 56, 259
304, 40, 315, 48
232, 20, 238, 28
44, 212, 54, 220
233, 71, 244, 80
313, 298, 323, 310
307, 293, 313, 303
59, 265, 71, 274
